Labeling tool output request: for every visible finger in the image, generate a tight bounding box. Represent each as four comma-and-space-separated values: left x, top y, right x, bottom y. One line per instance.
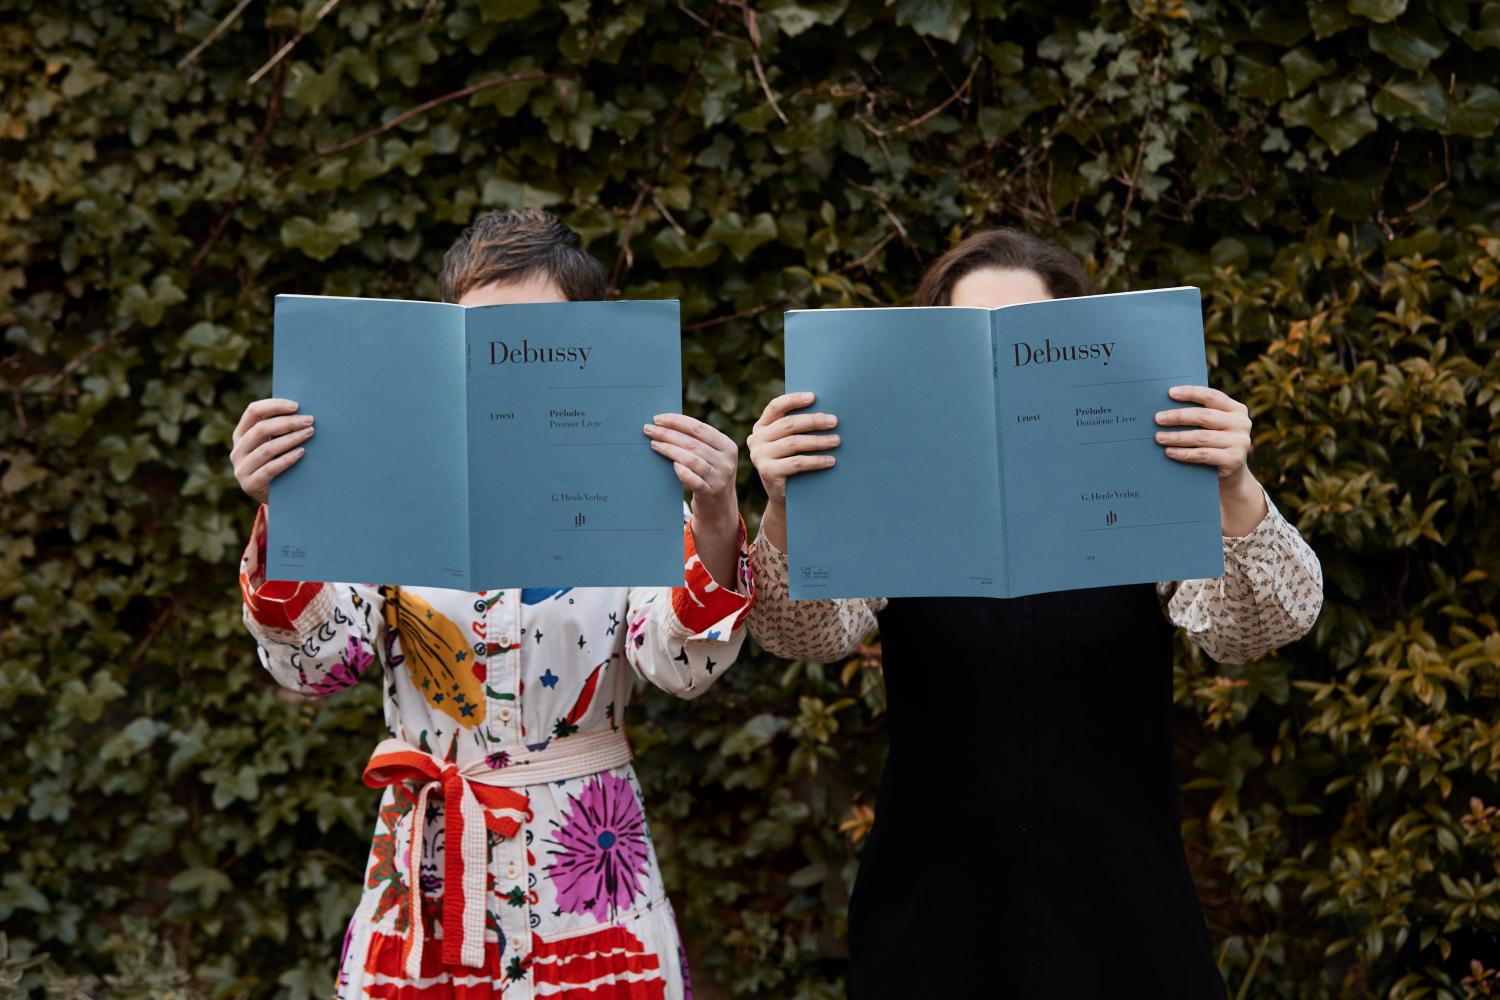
756, 392, 818, 429
755, 433, 841, 460
232, 414, 315, 463
644, 424, 727, 469
765, 454, 836, 478
1163, 446, 1242, 468
233, 398, 300, 444
751, 412, 838, 443
242, 445, 306, 498
238, 425, 316, 476
651, 440, 719, 483
1154, 407, 1245, 430
651, 413, 736, 454
672, 461, 710, 494
1167, 385, 1246, 413
1154, 429, 1246, 449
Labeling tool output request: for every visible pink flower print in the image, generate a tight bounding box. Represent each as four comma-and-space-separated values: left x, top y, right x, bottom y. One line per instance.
627, 611, 648, 650
308, 635, 374, 694
545, 773, 650, 921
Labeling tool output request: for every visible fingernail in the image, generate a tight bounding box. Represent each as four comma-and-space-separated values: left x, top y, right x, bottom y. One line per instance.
1168, 387, 1185, 398
293, 447, 305, 456
830, 435, 841, 445
643, 424, 655, 434
1154, 412, 1167, 422
803, 393, 815, 402
1165, 448, 1180, 457
1154, 432, 1166, 442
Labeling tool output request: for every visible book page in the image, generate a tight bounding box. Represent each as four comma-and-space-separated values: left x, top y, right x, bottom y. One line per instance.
268, 295, 470, 587
992, 287, 1224, 596
784, 306, 1003, 599
463, 300, 683, 589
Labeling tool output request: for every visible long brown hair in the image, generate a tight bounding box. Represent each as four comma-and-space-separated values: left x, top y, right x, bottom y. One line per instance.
914, 228, 1093, 306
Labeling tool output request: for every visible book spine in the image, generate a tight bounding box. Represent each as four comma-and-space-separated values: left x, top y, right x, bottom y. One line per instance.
991, 313, 1012, 597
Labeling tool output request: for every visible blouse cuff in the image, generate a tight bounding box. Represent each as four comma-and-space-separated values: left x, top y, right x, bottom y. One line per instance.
670, 514, 754, 642
1223, 490, 1294, 564
239, 504, 334, 635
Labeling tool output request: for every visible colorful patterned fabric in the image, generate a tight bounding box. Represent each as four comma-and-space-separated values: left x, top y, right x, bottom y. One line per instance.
240, 503, 751, 998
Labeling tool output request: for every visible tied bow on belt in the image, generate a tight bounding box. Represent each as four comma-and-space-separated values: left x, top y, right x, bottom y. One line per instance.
363, 739, 530, 976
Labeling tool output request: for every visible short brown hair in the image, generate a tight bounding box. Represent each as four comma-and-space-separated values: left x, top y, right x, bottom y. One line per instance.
440, 209, 608, 303
914, 228, 1093, 306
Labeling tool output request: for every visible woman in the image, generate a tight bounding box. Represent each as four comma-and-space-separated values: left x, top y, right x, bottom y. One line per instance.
746, 229, 1322, 997
232, 209, 752, 998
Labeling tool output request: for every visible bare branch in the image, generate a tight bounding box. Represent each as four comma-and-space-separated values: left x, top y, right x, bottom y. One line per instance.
176, 0, 255, 71
272, 73, 573, 182
247, 0, 341, 86
861, 58, 981, 139
744, 5, 789, 125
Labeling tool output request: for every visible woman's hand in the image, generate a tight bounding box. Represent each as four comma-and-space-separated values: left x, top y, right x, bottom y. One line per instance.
1155, 385, 1267, 537
746, 392, 840, 551
643, 414, 741, 588
231, 398, 314, 505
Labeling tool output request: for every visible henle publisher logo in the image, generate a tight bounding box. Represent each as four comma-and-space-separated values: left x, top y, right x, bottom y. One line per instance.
574, 512, 587, 527
1105, 510, 1118, 526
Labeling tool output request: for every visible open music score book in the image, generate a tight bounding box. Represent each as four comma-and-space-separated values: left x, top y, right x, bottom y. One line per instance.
783, 287, 1225, 599
267, 296, 683, 590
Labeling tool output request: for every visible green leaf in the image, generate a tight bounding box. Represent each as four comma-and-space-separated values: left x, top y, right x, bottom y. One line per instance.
890, 0, 971, 43
280, 212, 362, 261
1210, 237, 1250, 270
167, 866, 233, 908
1308, 0, 1356, 37
985, 39, 1025, 74
649, 228, 722, 269
1468, 2, 1500, 50
478, 0, 541, 21
766, 0, 850, 36
1282, 80, 1379, 152
0, 450, 48, 494
706, 212, 779, 262
1372, 75, 1447, 127
1280, 48, 1335, 96
1368, 15, 1448, 71
1250, 6, 1310, 44
1448, 84, 1500, 136
1348, 0, 1407, 23
788, 862, 829, 888
722, 714, 786, 757
1234, 55, 1286, 102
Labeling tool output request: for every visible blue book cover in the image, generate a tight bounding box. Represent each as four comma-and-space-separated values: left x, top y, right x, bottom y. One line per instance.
784, 287, 1225, 599
266, 296, 683, 590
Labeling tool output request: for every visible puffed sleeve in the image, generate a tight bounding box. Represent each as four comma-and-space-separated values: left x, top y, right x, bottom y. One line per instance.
623, 504, 754, 699
746, 531, 887, 663
1159, 491, 1323, 664
239, 504, 387, 695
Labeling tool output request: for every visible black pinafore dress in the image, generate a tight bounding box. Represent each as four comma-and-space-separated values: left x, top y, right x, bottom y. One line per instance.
847, 584, 1227, 998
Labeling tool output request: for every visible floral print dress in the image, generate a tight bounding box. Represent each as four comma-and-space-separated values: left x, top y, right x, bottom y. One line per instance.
239, 503, 753, 999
